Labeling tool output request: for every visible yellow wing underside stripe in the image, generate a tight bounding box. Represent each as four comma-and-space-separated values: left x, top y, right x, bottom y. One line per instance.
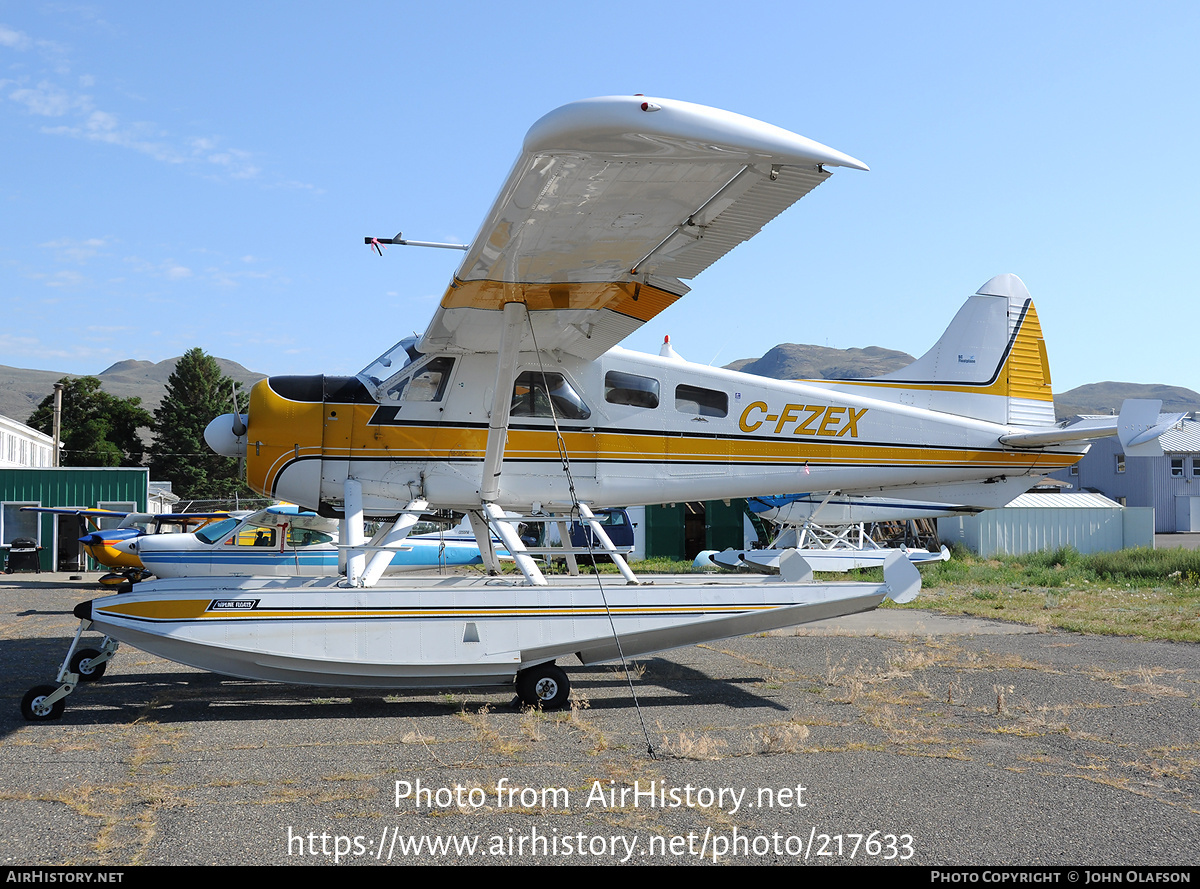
439, 278, 680, 324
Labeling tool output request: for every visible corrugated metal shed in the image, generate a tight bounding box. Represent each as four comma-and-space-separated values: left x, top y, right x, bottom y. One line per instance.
1005, 492, 1123, 509
939, 492, 1153, 556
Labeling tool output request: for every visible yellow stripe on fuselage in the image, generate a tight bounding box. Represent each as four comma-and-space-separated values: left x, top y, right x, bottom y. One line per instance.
251, 418, 1077, 495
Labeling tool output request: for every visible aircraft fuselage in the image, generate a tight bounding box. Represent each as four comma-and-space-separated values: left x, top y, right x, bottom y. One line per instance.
242, 345, 1081, 518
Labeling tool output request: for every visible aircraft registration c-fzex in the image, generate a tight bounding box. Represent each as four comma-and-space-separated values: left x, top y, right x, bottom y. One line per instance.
23, 95, 1180, 721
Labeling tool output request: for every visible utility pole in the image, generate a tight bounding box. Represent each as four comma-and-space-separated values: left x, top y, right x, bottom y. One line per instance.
52, 382, 64, 468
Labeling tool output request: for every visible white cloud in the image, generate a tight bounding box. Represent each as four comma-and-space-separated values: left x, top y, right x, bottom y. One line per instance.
0, 24, 30, 49
3, 27, 265, 182
8, 80, 85, 116
43, 270, 85, 287
39, 237, 108, 263
165, 265, 192, 280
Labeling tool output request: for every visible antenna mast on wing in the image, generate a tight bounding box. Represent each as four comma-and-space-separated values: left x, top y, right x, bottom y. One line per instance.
365, 233, 469, 256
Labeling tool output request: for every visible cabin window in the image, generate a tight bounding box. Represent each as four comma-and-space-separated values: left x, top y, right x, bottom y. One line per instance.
235, 527, 277, 547
1171, 457, 1184, 477
604, 371, 660, 409
288, 527, 333, 547
385, 357, 455, 403
510, 371, 591, 420
1115, 454, 1126, 474
1, 502, 39, 547
1192, 458, 1200, 478
675, 384, 728, 418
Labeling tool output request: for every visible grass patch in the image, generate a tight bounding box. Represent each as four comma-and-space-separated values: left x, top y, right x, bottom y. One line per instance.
895, 546, 1200, 641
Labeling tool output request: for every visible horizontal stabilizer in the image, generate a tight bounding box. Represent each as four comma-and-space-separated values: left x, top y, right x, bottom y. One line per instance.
999, 399, 1184, 452
1117, 399, 1183, 457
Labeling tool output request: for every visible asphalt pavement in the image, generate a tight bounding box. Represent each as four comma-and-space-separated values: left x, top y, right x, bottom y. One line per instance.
1, 573, 1196, 866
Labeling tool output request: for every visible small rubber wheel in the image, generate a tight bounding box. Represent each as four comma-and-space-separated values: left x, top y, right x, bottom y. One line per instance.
70, 648, 106, 682
516, 663, 570, 710
21, 685, 65, 721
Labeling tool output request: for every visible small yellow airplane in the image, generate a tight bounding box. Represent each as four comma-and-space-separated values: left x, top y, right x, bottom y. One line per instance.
21, 507, 230, 585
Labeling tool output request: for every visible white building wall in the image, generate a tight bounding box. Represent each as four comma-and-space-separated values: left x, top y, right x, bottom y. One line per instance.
0, 416, 55, 469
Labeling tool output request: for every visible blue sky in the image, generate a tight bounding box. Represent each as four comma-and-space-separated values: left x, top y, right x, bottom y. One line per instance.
1, 2, 1197, 395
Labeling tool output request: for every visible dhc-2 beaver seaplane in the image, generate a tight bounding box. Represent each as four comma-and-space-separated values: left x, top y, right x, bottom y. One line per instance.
23, 95, 1180, 720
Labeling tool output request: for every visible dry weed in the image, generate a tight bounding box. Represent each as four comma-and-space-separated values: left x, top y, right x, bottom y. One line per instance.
659, 730, 728, 760
457, 703, 525, 756
609, 661, 646, 682
747, 721, 810, 755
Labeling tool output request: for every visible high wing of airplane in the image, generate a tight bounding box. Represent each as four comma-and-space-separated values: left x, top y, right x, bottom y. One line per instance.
23, 95, 1178, 721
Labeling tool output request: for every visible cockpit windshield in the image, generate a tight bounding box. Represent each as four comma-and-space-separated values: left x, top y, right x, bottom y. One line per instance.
195, 518, 240, 545
357, 335, 423, 390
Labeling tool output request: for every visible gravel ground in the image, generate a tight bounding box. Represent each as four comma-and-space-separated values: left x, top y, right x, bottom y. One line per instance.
1, 575, 1197, 866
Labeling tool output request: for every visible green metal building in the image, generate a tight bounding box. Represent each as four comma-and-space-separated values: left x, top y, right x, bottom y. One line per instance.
643, 499, 750, 561
1, 467, 149, 571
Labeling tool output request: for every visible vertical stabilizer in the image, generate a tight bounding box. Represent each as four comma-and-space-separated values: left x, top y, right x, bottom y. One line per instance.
858, 274, 1056, 427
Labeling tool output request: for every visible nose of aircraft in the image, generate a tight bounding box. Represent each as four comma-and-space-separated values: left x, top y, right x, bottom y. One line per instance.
204, 413, 248, 458
112, 539, 138, 555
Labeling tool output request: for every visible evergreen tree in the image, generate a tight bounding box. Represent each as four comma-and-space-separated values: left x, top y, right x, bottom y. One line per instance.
148, 348, 251, 500
28, 377, 152, 467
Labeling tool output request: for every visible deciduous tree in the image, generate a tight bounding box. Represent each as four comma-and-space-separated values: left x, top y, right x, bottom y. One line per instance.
28, 377, 152, 467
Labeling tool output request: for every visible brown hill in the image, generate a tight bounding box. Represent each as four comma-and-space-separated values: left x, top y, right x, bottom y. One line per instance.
725, 343, 915, 380
1053, 382, 1200, 420
0, 357, 267, 427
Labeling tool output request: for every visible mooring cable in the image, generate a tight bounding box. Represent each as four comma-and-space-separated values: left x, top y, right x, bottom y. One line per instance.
523, 307, 656, 758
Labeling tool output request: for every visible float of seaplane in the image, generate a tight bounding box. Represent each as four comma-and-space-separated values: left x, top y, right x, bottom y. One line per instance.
704, 492, 963, 573
22, 95, 1182, 720
112, 504, 496, 579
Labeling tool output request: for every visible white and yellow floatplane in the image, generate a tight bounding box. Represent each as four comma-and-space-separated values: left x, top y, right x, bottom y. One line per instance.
23, 95, 1180, 720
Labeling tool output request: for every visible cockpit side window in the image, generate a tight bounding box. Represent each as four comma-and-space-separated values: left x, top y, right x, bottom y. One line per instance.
235, 527, 277, 547
383, 356, 456, 403
510, 371, 591, 420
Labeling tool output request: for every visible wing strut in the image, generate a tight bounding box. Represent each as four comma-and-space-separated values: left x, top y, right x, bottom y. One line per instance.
358, 498, 430, 588
479, 302, 527, 503
483, 503, 546, 586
